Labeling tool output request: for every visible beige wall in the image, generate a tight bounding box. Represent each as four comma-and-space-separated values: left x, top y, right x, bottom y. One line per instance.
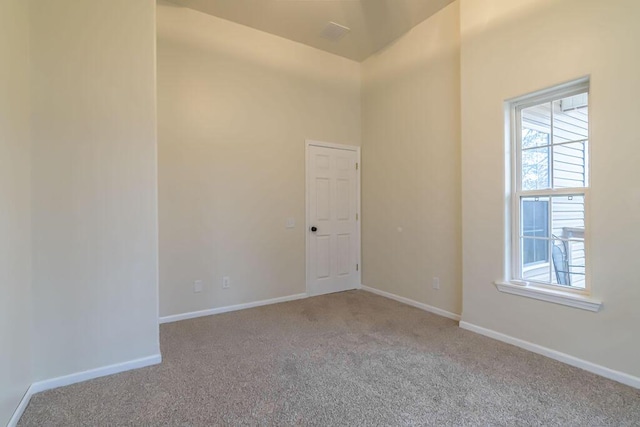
0, 0, 32, 423
361, 2, 461, 316
461, 0, 640, 377
157, 2, 361, 317
2, 3, 635, 419
30, 0, 160, 380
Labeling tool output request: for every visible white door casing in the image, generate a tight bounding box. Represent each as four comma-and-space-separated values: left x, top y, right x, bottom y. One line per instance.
306, 140, 360, 296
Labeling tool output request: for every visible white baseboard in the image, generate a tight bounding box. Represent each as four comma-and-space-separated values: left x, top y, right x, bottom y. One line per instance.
7, 385, 34, 427
30, 354, 162, 394
159, 293, 308, 324
8, 354, 161, 426
361, 285, 461, 321
460, 321, 640, 389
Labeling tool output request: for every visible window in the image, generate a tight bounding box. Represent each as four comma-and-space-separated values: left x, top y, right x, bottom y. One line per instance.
510, 80, 589, 292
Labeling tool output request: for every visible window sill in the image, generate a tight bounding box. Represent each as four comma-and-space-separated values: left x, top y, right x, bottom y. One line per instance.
494, 281, 602, 312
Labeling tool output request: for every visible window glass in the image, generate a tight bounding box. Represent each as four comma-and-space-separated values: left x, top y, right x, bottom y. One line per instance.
552, 94, 588, 144
553, 141, 588, 188
512, 83, 589, 291
521, 147, 550, 190
521, 198, 549, 265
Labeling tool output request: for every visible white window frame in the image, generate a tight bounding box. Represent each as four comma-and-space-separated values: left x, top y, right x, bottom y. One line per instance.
496, 78, 602, 312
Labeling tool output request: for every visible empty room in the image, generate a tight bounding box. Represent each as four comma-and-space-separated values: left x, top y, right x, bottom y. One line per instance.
2, 0, 639, 425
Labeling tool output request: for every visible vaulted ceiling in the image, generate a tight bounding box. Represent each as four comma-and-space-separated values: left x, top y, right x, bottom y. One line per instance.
167, 0, 455, 62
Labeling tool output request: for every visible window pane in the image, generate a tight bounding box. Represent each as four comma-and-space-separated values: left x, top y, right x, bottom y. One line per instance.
522, 237, 549, 266
521, 103, 551, 148
552, 94, 588, 144
519, 196, 586, 287
522, 238, 551, 283
522, 146, 550, 190
553, 141, 588, 188
522, 197, 549, 238
551, 239, 586, 289
550, 195, 586, 289
521, 197, 549, 268
551, 195, 584, 238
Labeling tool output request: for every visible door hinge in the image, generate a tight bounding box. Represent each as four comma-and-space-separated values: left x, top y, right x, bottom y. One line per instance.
355, 162, 359, 170
356, 213, 359, 221
356, 264, 359, 271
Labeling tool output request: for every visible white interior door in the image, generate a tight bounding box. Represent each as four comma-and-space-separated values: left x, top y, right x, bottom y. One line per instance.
306, 142, 360, 296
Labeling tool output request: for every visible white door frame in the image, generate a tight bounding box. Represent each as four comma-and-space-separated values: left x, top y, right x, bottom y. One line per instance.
305, 139, 361, 296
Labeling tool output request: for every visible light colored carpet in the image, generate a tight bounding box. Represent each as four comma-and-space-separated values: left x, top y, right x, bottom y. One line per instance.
19, 290, 640, 426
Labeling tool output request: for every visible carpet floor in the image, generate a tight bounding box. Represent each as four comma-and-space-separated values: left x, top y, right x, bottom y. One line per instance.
19, 290, 640, 426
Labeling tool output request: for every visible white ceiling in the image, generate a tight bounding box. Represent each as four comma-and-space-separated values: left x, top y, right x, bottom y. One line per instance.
167, 0, 456, 62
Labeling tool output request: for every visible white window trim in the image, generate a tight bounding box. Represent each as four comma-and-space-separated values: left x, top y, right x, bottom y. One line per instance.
494, 281, 602, 312
499, 77, 600, 312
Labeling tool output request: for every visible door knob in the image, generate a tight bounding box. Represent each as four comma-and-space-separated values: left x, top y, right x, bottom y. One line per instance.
310, 226, 317, 232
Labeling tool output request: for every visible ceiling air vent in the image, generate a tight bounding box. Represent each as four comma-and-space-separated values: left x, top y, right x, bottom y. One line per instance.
320, 22, 351, 42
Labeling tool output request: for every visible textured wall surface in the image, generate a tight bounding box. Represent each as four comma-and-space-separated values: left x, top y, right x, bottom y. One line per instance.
361, 2, 462, 316
0, 0, 32, 423
30, 0, 160, 381
461, 0, 640, 377
157, 1, 361, 317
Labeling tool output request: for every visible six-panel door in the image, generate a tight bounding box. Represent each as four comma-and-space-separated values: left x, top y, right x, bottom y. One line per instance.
307, 144, 359, 296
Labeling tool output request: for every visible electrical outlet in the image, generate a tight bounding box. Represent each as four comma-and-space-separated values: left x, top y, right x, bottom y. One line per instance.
193, 280, 203, 293
222, 276, 230, 289
432, 277, 440, 290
